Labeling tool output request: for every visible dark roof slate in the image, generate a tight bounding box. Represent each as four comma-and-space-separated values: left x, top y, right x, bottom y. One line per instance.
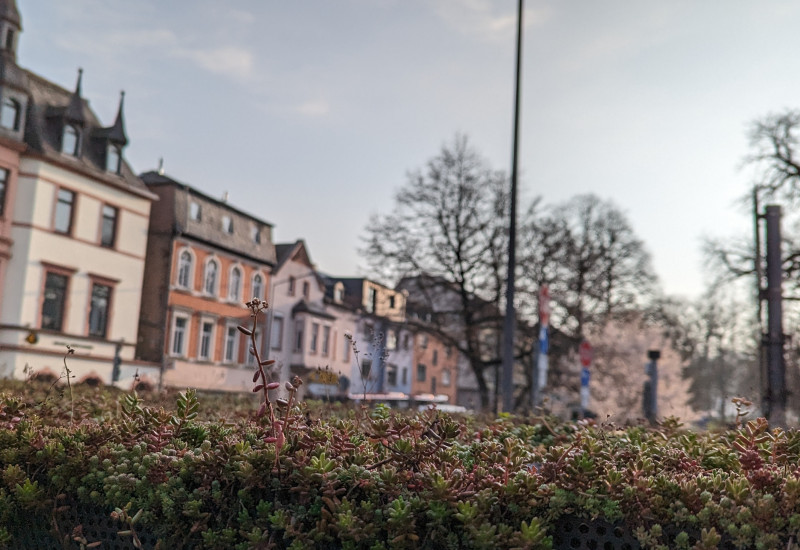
292, 300, 335, 320
22, 69, 154, 199
0, 0, 20, 28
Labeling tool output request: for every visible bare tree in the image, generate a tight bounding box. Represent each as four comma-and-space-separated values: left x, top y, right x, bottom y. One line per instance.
520, 194, 658, 340
362, 135, 524, 410
679, 285, 758, 419
748, 110, 800, 203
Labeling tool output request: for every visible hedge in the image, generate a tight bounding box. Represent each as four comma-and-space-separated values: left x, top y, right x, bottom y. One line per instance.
1, 382, 799, 549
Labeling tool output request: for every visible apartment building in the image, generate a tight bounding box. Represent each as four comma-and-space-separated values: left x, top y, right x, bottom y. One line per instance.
265, 240, 351, 400
136, 171, 275, 391
0, 1, 159, 386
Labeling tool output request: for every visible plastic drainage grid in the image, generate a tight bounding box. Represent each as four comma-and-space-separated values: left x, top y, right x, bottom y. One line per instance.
553, 515, 641, 550
7, 502, 159, 550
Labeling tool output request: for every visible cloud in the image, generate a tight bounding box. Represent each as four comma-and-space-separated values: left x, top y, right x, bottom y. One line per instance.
432, 0, 551, 42
53, 28, 177, 59
295, 100, 331, 117
172, 46, 256, 81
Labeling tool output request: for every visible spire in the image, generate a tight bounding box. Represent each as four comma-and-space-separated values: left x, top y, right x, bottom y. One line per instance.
0, 0, 21, 60
107, 90, 128, 145
65, 68, 85, 124
0, 0, 21, 29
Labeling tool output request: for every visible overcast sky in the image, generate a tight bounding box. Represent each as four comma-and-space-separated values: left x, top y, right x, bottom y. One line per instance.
17, 1, 800, 300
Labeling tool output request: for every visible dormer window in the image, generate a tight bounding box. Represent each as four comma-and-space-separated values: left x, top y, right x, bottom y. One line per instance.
0, 98, 20, 130
221, 215, 233, 234
62, 124, 80, 156
106, 144, 121, 173
189, 202, 201, 221
333, 282, 344, 303
250, 225, 261, 244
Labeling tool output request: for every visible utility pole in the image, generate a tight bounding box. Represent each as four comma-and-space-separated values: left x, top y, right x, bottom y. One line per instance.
501, 0, 524, 413
764, 205, 786, 426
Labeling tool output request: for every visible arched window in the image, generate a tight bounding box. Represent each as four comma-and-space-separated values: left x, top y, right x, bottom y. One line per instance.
62, 124, 80, 156
204, 259, 218, 295
252, 273, 264, 300
106, 144, 121, 173
0, 97, 20, 130
177, 250, 193, 289
229, 266, 242, 301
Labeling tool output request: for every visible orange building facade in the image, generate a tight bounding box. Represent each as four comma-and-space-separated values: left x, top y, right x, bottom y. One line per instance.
411, 331, 458, 405
136, 171, 276, 391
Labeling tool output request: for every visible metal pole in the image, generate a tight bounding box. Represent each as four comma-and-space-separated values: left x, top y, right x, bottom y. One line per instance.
501, 0, 524, 413
765, 205, 786, 426
643, 350, 660, 424
754, 187, 767, 417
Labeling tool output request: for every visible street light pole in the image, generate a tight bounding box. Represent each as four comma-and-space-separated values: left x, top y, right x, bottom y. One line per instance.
501, 0, 524, 413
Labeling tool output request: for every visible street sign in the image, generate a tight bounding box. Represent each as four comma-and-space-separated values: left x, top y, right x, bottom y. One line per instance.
579, 340, 593, 367
538, 284, 551, 326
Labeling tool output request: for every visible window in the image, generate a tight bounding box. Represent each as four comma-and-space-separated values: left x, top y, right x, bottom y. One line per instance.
106, 144, 121, 173
446, 345, 453, 358
62, 124, 80, 156
204, 260, 218, 295
224, 325, 238, 363
333, 283, 344, 303
431, 376, 437, 394
360, 359, 372, 379
177, 250, 193, 288
0, 167, 8, 216
366, 287, 376, 313
4, 28, 14, 51
288, 276, 296, 296
229, 266, 242, 301
343, 334, 351, 362
322, 326, 331, 356
294, 320, 304, 352
386, 364, 398, 386
309, 322, 319, 353
252, 273, 264, 300
403, 334, 410, 350
302, 281, 310, 300
419, 334, 428, 349
100, 205, 117, 248
416, 364, 427, 382
0, 97, 20, 130
271, 315, 284, 350
250, 225, 261, 244
389, 295, 396, 309
88, 283, 111, 338
198, 321, 214, 360
432, 349, 438, 366
386, 330, 397, 351
221, 215, 233, 234
189, 202, 201, 221
401, 367, 408, 385
54, 189, 75, 234
442, 369, 451, 387
171, 315, 188, 356
41, 272, 68, 331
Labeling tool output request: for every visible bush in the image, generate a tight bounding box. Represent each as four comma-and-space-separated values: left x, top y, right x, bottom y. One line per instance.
1, 381, 799, 549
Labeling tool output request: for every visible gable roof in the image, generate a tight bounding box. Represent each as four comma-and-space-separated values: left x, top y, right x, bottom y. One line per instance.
274, 240, 314, 272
